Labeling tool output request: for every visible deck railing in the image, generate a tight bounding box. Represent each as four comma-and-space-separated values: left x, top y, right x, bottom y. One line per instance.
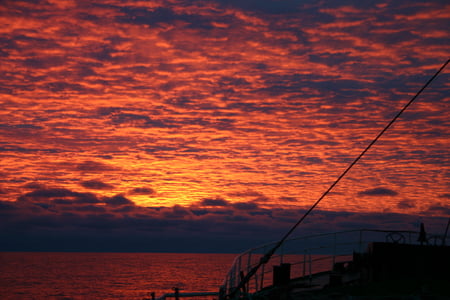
220, 229, 449, 298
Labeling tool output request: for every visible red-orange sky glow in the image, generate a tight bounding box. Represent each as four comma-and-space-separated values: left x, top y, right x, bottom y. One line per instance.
0, 0, 449, 252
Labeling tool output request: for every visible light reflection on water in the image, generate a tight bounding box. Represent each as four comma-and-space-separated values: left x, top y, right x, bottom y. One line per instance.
0, 252, 236, 300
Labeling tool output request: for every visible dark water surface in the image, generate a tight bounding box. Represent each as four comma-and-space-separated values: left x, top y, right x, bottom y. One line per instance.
0, 252, 236, 299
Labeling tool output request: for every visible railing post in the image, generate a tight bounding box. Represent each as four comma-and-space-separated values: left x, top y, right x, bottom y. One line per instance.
254, 267, 258, 293
247, 252, 252, 274
230, 272, 234, 294
280, 243, 284, 265
231, 264, 236, 291
260, 259, 265, 290
332, 232, 336, 268
237, 256, 242, 282
303, 252, 306, 277
359, 230, 363, 253
246, 252, 252, 293
173, 287, 179, 300
308, 252, 312, 283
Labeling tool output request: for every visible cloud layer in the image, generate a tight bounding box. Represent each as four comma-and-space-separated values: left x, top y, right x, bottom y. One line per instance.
1, 187, 448, 252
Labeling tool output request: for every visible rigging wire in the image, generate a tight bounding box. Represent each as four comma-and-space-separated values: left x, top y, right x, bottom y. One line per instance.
228, 58, 450, 298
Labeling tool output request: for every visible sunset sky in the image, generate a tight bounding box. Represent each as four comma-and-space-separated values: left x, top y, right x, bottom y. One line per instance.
1, 0, 449, 252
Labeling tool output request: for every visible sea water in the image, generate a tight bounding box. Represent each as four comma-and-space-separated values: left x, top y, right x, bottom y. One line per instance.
0, 252, 236, 300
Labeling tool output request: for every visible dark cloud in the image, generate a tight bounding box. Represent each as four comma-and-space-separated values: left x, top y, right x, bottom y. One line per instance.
113, 205, 136, 213
129, 187, 155, 195
76, 161, 117, 173
18, 188, 100, 204
298, 156, 324, 164
118, 6, 216, 30
0, 201, 17, 211
144, 145, 180, 155
232, 202, 259, 210
427, 203, 450, 215
279, 196, 298, 202
0, 202, 445, 253
97, 106, 122, 116
23, 56, 67, 69
191, 208, 234, 216
357, 187, 399, 197
45, 81, 88, 93
80, 179, 114, 190
73, 204, 107, 213
216, 0, 303, 14
163, 205, 192, 219
0, 145, 57, 154
227, 190, 265, 198
1, 187, 449, 252
110, 113, 170, 128
104, 194, 134, 206
397, 200, 416, 209
200, 197, 229, 207
22, 182, 46, 190
0, 123, 44, 130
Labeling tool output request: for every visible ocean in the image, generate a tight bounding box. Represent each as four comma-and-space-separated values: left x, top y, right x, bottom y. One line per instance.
0, 252, 236, 300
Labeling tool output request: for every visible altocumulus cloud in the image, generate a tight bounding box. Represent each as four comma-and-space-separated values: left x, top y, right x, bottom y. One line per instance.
0, 0, 448, 219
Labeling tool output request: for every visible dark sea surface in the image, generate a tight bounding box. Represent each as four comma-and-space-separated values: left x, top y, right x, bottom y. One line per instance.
0, 252, 236, 300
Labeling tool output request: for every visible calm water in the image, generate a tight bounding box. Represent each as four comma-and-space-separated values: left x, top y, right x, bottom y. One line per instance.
0, 252, 236, 300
